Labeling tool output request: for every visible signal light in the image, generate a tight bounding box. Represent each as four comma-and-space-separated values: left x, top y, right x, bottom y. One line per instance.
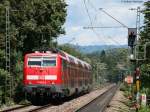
136, 67, 140, 76
135, 67, 140, 80
128, 32, 136, 47
128, 28, 137, 47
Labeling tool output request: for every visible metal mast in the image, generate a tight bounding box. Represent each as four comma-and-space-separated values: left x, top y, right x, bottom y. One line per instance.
136, 7, 141, 41
5, 6, 10, 73
5, 6, 12, 102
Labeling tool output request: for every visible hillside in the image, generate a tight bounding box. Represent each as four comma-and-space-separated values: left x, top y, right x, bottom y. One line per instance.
74, 45, 128, 54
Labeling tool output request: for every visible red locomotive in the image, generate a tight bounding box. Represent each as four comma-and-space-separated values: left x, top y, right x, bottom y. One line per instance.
23, 49, 92, 104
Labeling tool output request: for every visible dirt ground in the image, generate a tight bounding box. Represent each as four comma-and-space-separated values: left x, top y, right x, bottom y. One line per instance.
105, 90, 130, 112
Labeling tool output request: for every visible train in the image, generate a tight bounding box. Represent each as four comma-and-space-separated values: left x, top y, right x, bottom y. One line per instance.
23, 49, 92, 104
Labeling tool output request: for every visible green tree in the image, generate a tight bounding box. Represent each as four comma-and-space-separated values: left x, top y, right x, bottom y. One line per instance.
139, 1, 150, 91
0, 0, 67, 104
140, 1, 150, 43
87, 48, 128, 83
59, 44, 85, 59
0, 0, 67, 52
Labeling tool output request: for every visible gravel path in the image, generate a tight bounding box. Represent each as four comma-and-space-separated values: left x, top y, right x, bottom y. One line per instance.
105, 90, 130, 112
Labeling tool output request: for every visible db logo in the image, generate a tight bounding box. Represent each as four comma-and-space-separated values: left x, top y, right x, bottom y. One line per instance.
39, 75, 45, 80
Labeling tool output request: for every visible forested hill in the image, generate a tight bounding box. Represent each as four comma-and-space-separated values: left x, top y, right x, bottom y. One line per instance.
74, 45, 128, 54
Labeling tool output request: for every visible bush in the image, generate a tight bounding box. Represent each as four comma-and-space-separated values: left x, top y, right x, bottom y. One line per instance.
139, 106, 150, 112
0, 69, 12, 104
141, 87, 150, 95
120, 83, 129, 91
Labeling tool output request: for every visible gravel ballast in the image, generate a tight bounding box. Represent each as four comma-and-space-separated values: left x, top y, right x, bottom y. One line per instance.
105, 90, 130, 112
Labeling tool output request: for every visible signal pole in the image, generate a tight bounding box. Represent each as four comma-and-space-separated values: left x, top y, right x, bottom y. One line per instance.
121, 0, 144, 109
130, 7, 141, 41
129, 6, 143, 111
136, 8, 141, 107
136, 7, 141, 36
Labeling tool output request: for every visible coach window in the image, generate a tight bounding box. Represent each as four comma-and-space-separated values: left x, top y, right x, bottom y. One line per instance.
62, 60, 67, 68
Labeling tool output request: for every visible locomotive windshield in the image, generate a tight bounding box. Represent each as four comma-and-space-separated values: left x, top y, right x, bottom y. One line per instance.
42, 57, 56, 66
28, 57, 56, 67
28, 57, 42, 66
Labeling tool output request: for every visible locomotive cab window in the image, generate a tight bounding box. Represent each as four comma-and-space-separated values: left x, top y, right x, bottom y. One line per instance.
28, 57, 42, 66
42, 57, 56, 67
27, 57, 56, 67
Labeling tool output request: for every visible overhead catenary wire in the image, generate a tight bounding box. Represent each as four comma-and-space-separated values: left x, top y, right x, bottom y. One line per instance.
99, 8, 128, 29
83, 0, 93, 27
83, 0, 109, 45
85, 0, 123, 45
84, 26, 126, 29
87, 0, 97, 11
83, 0, 123, 45
86, 0, 129, 29
87, 0, 100, 26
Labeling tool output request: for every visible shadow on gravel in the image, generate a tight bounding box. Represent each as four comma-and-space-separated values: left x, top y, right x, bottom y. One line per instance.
33, 92, 87, 106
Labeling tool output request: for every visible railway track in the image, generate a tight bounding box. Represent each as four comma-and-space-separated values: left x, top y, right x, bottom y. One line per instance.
1, 104, 32, 112
1, 84, 117, 112
28, 104, 52, 112
76, 85, 118, 112
1, 104, 50, 112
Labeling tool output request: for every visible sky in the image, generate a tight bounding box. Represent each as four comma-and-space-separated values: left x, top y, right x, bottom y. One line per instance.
58, 0, 147, 46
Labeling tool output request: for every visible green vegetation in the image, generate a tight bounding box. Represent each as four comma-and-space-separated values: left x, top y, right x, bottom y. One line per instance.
0, 0, 67, 105
121, 1, 150, 111
59, 44, 85, 59
139, 1, 150, 99
139, 106, 150, 112
87, 48, 128, 84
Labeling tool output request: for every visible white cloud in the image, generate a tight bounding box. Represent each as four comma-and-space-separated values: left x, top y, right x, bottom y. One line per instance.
71, 26, 82, 32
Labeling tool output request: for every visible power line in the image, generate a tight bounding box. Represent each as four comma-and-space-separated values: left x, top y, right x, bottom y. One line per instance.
85, 0, 123, 45
87, 0, 99, 26
83, 0, 93, 27
83, 0, 109, 45
107, 36, 123, 46
99, 8, 128, 28
83, 0, 124, 45
121, 0, 143, 3
87, 0, 97, 12
83, 26, 126, 29
92, 29, 122, 46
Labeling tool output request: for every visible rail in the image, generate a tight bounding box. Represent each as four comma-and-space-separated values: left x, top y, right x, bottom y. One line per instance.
75, 84, 118, 112
1, 104, 31, 112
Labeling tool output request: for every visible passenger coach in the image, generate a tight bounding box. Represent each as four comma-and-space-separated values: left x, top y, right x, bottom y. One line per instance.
23, 49, 92, 104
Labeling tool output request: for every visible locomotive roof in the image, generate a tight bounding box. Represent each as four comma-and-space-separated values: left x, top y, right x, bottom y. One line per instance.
25, 49, 91, 69
58, 50, 91, 69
